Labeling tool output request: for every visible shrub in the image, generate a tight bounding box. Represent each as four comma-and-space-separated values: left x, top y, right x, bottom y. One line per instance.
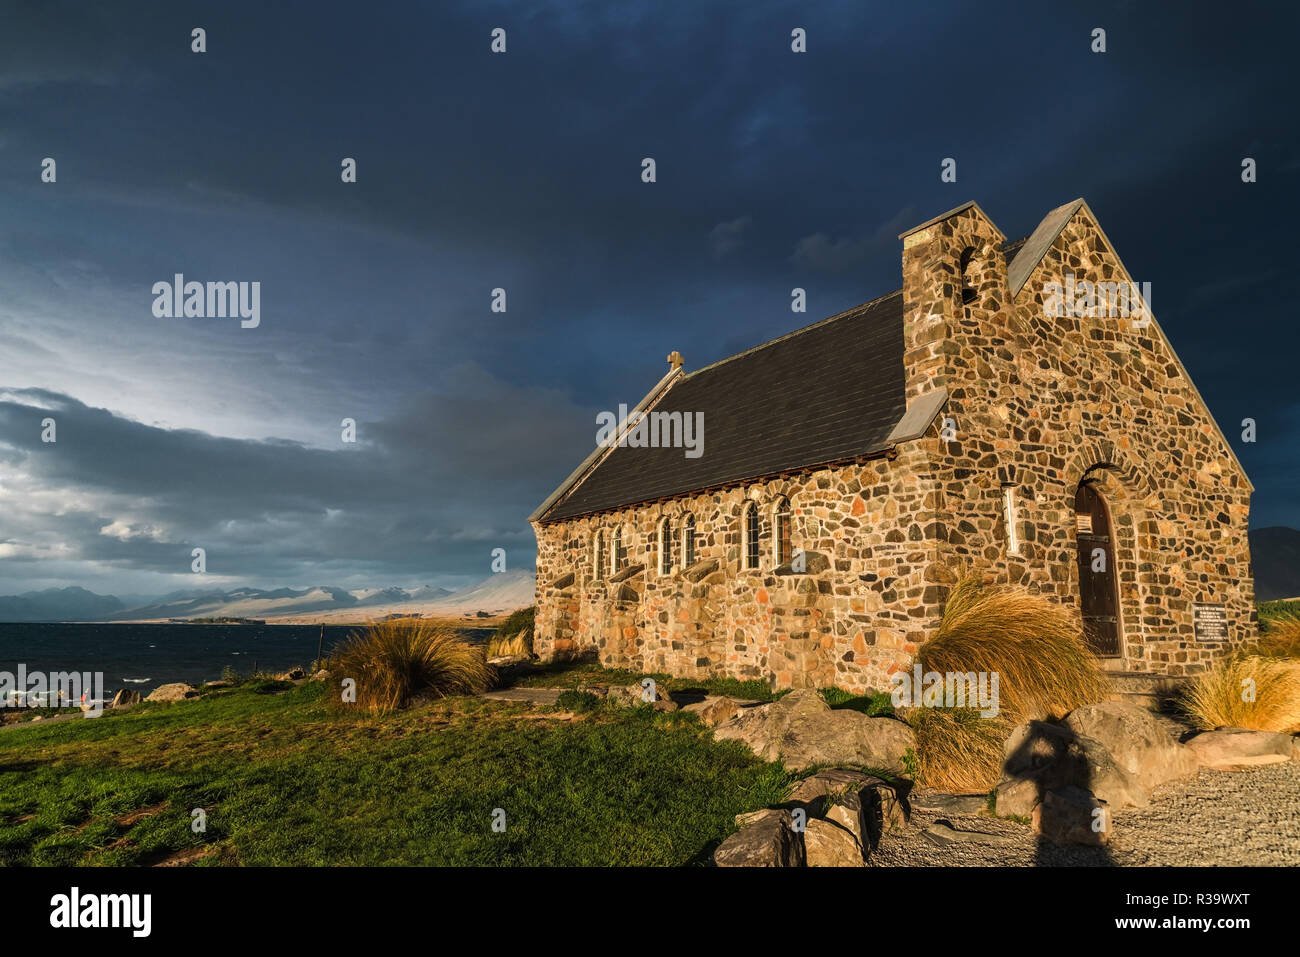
488, 606, 535, 657
916, 575, 1108, 724
906, 706, 1009, 793
901, 574, 1108, 792
324, 619, 494, 714
1179, 654, 1300, 733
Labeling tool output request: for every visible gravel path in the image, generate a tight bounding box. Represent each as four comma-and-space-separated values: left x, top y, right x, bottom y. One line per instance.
874, 760, 1300, 866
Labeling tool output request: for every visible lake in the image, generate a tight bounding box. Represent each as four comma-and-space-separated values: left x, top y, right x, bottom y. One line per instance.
0, 622, 496, 695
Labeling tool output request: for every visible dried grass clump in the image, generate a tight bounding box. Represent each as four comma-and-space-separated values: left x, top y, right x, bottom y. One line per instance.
324, 619, 493, 714
917, 575, 1109, 725
1180, 653, 1300, 733
902, 575, 1109, 791
1254, 614, 1300, 660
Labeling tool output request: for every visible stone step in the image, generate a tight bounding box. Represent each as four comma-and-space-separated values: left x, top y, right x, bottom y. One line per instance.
1104, 672, 1190, 712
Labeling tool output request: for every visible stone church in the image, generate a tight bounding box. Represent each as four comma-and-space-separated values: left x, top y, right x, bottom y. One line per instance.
529, 199, 1254, 693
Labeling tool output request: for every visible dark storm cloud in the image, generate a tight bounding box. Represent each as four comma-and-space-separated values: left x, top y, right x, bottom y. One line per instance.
0, 0, 1297, 594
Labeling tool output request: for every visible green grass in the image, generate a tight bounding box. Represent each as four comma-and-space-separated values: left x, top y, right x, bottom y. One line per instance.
1259, 599, 1300, 625
0, 680, 789, 866
506, 656, 781, 702
819, 686, 895, 716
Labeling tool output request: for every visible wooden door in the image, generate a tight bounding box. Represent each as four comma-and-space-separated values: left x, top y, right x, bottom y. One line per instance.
1075, 483, 1120, 656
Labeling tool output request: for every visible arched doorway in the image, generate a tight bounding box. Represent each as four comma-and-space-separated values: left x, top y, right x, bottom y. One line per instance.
1075, 482, 1121, 657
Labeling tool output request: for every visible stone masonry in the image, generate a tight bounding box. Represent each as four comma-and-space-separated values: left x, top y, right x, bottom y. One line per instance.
530, 200, 1254, 692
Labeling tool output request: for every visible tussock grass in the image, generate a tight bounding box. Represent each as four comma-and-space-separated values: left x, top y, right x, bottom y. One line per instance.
487, 627, 531, 658
916, 575, 1108, 725
907, 707, 1010, 793
324, 619, 494, 714
1180, 653, 1300, 733
1254, 614, 1300, 660
903, 574, 1109, 792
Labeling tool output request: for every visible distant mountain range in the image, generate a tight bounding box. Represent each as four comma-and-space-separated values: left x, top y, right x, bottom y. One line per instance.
0, 570, 535, 623
2, 528, 1295, 622
1250, 526, 1300, 602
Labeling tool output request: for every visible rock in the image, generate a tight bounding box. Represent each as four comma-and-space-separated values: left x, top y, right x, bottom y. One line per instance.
1002, 720, 1075, 777
487, 655, 529, 668
910, 791, 988, 816
1051, 734, 1149, 809
993, 776, 1041, 818
1032, 786, 1110, 846
1004, 715, 1154, 809
714, 809, 805, 867
310, 669, 331, 682
276, 668, 306, 681
803, 818, 865, 866
1063, 700, 1197, 791
734, 808, 786, 829
110, 689, 141, 709
203, 680, 234, 689
922, 821, 1018, 847
786, 768, 906, 848
601, 682, 678, 712
683, 695, 741, 727
713, 689, 916, 772
1185, 728, 1295, 770
146, 683, 198, 703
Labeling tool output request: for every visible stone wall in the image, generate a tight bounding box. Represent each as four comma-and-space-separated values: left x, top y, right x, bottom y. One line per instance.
532, 201, 1253, 688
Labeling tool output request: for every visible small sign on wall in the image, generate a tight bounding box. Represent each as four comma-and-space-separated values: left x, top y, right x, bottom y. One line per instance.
1075, 512, 1093, 534
1193, 602, 1229, 642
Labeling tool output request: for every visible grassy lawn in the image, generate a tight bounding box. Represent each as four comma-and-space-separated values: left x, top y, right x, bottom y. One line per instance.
505, 656, 782, 702
0, 679, 789, 866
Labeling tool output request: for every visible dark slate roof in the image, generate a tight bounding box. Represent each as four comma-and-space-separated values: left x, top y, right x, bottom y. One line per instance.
540, 292, 906, 522
539, 238, 1028, 524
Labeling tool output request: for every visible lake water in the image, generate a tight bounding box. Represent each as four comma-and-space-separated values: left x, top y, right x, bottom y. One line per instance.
0, 622, 496, 696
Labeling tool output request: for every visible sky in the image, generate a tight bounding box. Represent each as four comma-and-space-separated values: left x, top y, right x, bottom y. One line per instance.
0, 0, 1297, 597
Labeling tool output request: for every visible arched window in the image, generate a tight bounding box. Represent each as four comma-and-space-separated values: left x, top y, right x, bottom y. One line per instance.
959, 246, 978, 305
658, 517, 672, 576
611, 526, 623, 575
773, 497, 792, 565
743, 502, 760, 570
681, 513, 696, 568
593, 531, 605, 580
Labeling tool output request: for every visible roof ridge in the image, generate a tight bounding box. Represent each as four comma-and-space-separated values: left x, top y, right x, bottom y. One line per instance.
684, 288, 902, 380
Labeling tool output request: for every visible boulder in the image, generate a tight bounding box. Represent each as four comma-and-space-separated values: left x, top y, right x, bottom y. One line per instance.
1003, 716, 1153, 809
1049, 734, 1149, 809
1063, 700, 1197, 791
785, 768, 904, 848
714, 689, 915, 772
993, 776, 1041, 818
1185, 728, 1295, 770
109, 689, 141, 709
909, 791, 988, 816
310, 669, 331, 682
276, 668, 306, 681
683, 695, 742, 727
1002, 720, 1075, 778
714, 809, 804, 867
145, 683, 198, 703
601, 682, 678, 712
1032, 786, 1110, 846
803, 818, 864, 867
203, 680, 234, 689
